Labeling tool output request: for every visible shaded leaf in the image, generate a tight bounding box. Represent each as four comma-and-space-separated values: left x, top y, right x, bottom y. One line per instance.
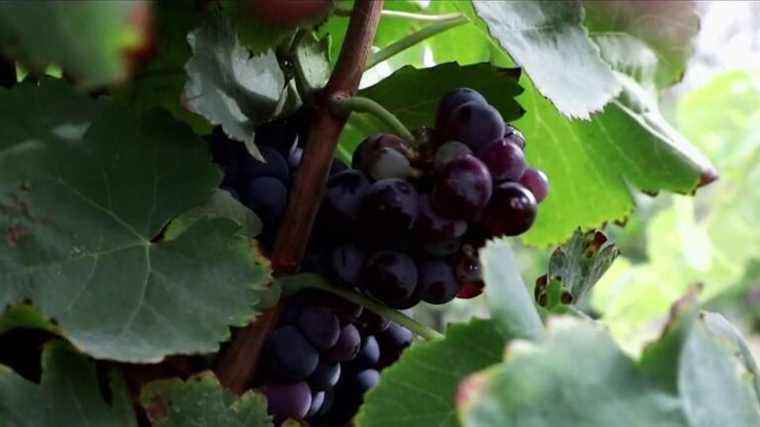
294, 32, 331, 97
458, 318, 687, 427
0, 1, 151, 87
0, 341, 137, 426
184, 14, 296, 160
0, 83, 271, 362
585, 0, 700, 87
357, 319, 508, 427
141, 372, 272, 427
480, 240, 543, 341
164, 188, 262, 240
472, 0, 620, 118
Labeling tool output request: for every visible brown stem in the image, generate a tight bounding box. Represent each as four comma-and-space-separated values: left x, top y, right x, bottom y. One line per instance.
216, 0, 385, 395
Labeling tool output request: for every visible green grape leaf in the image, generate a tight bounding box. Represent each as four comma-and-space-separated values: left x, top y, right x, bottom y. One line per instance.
0, 1, 150, 87
519, 74, 716, 247
339, 63, 522, 154
357, 319, 509, 427
471, 1, 620, 119
294, 32, 331, 97
164, 188, 262, 240
458, 318, 688, 427
184, 14, 298, 161
480, 240, 544, 341
113, 3, 212, 134
0, 78, 105, 149
0, 341, 137, 426
641, 295, 760, 426
544, 229, 620, 306
141, 372, 273, 427
0, 82, 272, 362
584, 1, 700, 88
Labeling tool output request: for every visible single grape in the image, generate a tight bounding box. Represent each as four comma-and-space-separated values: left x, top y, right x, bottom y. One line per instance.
311, 389, 334, 419
480, 182, 538, 237
476, 138, 526, 182
359, 251, 418, 307
249, 0, 334, 28
377, 323, 413, 368
325, 324, 362, 362
355, 309, 390, 335
353, 369, 381, 395
306, 390, 326, 418
308, 361, 341, 391
357, 179, 419, 245
330, 244, 365, 287
350, 336, 380, 370
457, 281, 485, 299
441, 101, 505, 151
329, 159, 349, 177
240, 145, 290, 185
434, 141, 472, 173
241, 176, 288, 229
435, 88, 487, 132
519, 167, 549, 203
353, 133, 415, 180
288, 144, 303, 170
418, 260, 459, 305
265, 326, 319, 381
319, 169, 370, 229
414, 194, 467, 243
262, 382, 312, 422
297, 306, 340, 351
504, 125, 527, 150
431, 154, 492, 220
289, 290, 364, 324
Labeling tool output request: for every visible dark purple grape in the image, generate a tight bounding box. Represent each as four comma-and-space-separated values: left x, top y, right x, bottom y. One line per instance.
292, 290, 364, 324
414, 195, 467, 243
319, 169, 370, 228
357, 179, 419, 244
266, 326, 319, 381
306, 391, 326, 418
352, 369, 380, 395
353, 134, 414, 180
480, 182, 537, 237
330, 244, 365, 287
435, 88, 487, 131
377, 323, 413, 368
241, 145, 290, 184
297, 307, 340, 351
240, 176, 288, 227
519, 167, 549, 203
308, 361, 341, 391
504, 124, 526, 150
359, 251, 418, 307
441, 101, 505, 151
262, 382, 312, 422
325, 324, 361, 362
434, 141, 472, 173
431, 155, 492, 220
476, 138, 526, 182
418, 260, 459, 305
311, 389, 334, 419
351, 336, 380, 370
329, 159, 349, 177
288, 144, 303, 170
355, 309, 390, 335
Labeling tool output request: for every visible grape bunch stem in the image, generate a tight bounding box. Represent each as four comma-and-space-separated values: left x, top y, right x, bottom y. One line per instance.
216, 0, 385, 395
329, 95, 415, 142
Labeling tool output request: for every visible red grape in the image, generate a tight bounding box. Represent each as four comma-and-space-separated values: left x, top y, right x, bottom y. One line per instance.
476, 138, 526, 182
480, 182, 537, 237
441, 101, 505, 151
519, 167, 550, 203
359, 251, 419, 307
432, 155, 492, 220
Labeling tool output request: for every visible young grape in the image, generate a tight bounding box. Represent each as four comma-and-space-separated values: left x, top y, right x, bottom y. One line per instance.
319, 169, 370, 229
418, 260, 460, 304
355, 309, 390, 335
297, 306, 340, 351
435, 88, 488, 132
308, 361, 342, 391
432, 154, 492, 220
519, 167, 550, 203
325, 324, 362, 362
262, 382, 313, 422
353, 133, 415, 180
480, 182, 538, 237
241, 177, 288, 229
350, 336, 380, 370
359, 251, 419, 307
476, 138, 526, 182
440, 101, 505, 151
434, 141, 472, 173
357, 179, 419, 245
265, 326, 319, 381
306, 391, 326, 418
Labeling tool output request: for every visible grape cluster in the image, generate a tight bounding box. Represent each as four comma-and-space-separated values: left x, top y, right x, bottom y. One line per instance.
209, 88, 548, 424
261, 290, 412, 424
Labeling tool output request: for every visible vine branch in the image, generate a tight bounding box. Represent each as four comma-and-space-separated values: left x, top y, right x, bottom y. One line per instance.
216, 0, 385, 395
